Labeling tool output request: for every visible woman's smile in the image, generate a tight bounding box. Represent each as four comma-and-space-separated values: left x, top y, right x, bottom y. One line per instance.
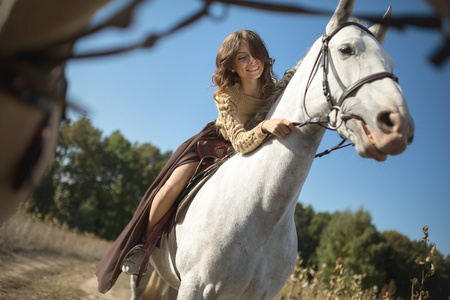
248, 65, 260, 72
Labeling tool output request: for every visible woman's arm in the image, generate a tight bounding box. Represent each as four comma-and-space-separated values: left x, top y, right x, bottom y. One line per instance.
216, 98, 295, 153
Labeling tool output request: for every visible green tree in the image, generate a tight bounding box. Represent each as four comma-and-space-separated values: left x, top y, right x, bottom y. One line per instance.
294, 203, 330, 266
307, 211, 331, 266
381, 230, 417, 298
316, 208, 387, 289
294, 203, 315, 263
30, 115, 171, 239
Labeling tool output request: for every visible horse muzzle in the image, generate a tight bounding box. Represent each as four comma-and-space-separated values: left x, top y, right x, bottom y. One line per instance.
339, 109, 414, 162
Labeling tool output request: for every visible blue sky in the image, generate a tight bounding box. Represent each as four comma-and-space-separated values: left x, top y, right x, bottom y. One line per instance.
66, 0, 450, 256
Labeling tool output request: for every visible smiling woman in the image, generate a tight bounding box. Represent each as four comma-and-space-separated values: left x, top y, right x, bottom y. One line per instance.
231, 41, 265, 96
96, 28, 296, 293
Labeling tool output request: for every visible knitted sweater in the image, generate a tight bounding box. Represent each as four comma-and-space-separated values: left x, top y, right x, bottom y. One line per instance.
215, 85, 268, 154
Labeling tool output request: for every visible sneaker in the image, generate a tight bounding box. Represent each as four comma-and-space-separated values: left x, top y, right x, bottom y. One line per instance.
121, 244, 148, 275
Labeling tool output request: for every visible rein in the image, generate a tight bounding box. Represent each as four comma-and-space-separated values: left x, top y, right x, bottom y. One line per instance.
290, 22, 399, 158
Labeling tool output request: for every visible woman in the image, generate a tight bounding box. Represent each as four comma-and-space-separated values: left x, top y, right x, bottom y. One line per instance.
96, 29, 295, 293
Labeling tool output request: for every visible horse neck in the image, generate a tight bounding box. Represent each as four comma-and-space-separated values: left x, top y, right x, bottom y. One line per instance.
266, 37, 329, 157
269, 39, 328, 130
250, 39, 329, 227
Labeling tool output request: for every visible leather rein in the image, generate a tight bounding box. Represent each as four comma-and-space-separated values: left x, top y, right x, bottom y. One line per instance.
291, 22, 399, 158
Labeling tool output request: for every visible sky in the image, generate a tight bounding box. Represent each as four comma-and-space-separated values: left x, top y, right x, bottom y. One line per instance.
66, 0, 450, 256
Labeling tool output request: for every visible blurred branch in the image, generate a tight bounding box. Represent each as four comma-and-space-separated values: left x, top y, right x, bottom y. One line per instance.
32, 0, 449, 66
209, 0, 442, 29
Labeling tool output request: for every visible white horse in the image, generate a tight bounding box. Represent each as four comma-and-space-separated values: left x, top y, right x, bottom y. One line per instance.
0, 0, 109, 223
131, 0, 415, 299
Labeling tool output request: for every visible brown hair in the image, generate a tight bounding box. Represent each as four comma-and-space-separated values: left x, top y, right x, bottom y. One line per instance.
212, 30, 275, 99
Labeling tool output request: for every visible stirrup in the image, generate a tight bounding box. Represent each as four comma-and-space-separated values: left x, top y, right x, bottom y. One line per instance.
121, 244, 149, 276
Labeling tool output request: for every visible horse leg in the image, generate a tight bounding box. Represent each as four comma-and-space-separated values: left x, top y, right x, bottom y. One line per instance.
144, 271, 178, 300
130, 267, 153, 300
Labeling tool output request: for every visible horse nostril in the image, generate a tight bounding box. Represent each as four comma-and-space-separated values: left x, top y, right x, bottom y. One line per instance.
377, 112, 395, 129
376, 111, 401, 135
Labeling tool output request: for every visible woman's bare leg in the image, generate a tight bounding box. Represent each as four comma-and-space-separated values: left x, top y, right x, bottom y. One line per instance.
145, 162, 198, 237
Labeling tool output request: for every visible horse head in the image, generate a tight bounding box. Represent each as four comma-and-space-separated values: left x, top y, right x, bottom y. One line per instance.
322, 0, 415, 161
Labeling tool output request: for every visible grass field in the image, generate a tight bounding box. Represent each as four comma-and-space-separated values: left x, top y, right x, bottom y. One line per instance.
0, 209, 131, 299
1, 208, 436, 300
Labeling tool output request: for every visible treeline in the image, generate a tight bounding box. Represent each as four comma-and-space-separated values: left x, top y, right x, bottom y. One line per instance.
30, 115, 171, 240
29, 116, 449, 299
293, 204, 450, 299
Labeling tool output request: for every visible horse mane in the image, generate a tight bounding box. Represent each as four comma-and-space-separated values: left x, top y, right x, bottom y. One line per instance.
245, 58, 303, 130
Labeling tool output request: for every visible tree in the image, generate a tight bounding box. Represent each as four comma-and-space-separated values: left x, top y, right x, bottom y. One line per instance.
30, 115, 171, 239
316, 208, 387, 289
381, 230, 417, 298
294, 203, 315, 263
307, 211, 331, 266
294, 203, 330, 266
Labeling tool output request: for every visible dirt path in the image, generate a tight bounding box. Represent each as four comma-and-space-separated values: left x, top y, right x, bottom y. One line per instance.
0, 251, 131, 300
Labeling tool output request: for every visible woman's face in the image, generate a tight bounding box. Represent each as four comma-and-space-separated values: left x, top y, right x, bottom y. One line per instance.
231, 40, 264, 84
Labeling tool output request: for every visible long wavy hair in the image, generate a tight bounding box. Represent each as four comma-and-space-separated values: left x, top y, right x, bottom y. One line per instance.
212, 30, 275, 99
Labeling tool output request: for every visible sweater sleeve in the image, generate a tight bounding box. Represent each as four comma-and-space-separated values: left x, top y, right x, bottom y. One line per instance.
215, 96, 267, 154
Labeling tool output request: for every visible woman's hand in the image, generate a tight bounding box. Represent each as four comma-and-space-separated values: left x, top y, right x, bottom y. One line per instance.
261, 118, 296, 138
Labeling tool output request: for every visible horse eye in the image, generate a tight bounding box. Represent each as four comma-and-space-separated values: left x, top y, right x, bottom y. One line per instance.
339, 45, 354, 55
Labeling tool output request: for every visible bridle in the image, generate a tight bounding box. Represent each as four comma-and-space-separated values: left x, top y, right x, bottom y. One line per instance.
321, 22, 398, 110
294, 22, 399, 157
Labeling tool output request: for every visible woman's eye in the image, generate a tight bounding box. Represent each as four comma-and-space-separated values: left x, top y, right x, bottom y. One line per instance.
339, 46, 354, 55
238, 56, 246, 61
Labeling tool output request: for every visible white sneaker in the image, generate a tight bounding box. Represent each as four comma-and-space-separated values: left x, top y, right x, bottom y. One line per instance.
121, 244, 148, 275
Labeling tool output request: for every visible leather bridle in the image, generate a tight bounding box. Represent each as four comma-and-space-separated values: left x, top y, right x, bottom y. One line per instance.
294, 22, 399, 157
321, 22, 398, 110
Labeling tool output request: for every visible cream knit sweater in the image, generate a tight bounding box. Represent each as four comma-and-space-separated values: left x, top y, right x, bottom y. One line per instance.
215, 85, 268, 154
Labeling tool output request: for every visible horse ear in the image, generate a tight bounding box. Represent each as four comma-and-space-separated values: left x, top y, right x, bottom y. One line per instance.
326, 0, 355, 34
369, 6, 392, 44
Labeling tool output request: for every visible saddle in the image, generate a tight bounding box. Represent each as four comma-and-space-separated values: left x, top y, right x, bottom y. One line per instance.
134, 137, 233, 287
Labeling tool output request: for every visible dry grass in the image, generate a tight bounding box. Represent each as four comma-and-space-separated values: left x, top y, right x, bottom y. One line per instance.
274, 255, 379, 300
0, 208, 132, 299
0, 208, 111, 260
0, 209, 438, 300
